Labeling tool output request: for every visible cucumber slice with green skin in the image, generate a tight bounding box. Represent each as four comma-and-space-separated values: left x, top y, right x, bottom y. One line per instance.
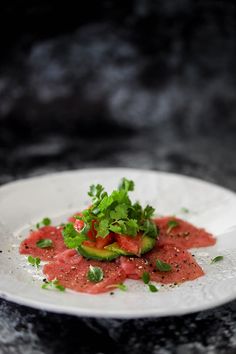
105, 235, 156, 255
77, 235, 157, 261
77, 244, 119, 261
105, 242, 131, 256
141, 235, 156, 254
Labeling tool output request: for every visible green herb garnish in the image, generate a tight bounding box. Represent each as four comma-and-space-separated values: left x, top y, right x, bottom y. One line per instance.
180, 207, 189, 213
62, 222, 88, 248
63, 178, 158, 249
42, 279, 65, 291
167, 220, 179, 234
87, 265, 104, 283
116, 283, 127, 291
108, 283, 127, 291
36, 217, 51, 229
28, 256, 41, 268
148, 284, 158, 292
156, 259, 172, 272
211, 256, 224, 264
142, 271, 150, 284
36, 239, 53, 248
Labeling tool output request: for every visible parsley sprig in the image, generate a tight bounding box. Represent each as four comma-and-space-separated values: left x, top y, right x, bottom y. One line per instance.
28, 256, 41, 268
42, 279, 65, 291
87, 265, 104, 283
63, 178, 158, 248
141, 271, 159, 292
36, 217, 51, 229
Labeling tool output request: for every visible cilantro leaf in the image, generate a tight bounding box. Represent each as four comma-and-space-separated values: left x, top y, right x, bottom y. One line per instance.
142, 271, 150, 284
107, 283, 128, 291
143, 205, 155, 219
62, 223, 88, 248
69, 177, 158, 244
36, 217, 51, 229
110, 204, 128, 220
28, 256, 41, 268
116, 283, 127, 291
180, 207, 189, 213
156, 259, 172, 272
109, 224, 122, 234
36, 239, 53, 248
167, 220, 179, 234
98, 195, 114, 213
211, 255, 224, 264
42, 279, 65, 291
119, 178, 134, 192
140, 219, 158, 238
95, 219, 110, 237
87, 265, 104, 283
148, 284, 158, 292
129, 202, 143, 220
124, 219, 139, 236
88, 184, 104, 200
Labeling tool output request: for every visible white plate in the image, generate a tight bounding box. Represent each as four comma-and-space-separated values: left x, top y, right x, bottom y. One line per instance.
1, 168, 236, 318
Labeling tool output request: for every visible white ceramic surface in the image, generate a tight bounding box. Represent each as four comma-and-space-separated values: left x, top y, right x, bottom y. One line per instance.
1, 168, 236, 318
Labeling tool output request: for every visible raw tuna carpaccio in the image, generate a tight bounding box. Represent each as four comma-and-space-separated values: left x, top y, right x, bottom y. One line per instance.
155, 217, 216, 249
19, 216, 215, 294
119, 244, 204, 284
19, 226, 67, 261
43, 249, 126, 294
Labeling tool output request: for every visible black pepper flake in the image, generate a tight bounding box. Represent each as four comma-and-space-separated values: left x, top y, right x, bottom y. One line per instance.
110, 292, 114, 295
0, 250, 2, 253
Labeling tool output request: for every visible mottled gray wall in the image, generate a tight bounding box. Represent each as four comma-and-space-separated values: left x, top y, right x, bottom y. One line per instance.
0, 0, 236, 142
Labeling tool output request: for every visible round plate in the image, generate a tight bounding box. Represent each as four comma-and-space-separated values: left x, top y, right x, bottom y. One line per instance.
1, 168, 236, 318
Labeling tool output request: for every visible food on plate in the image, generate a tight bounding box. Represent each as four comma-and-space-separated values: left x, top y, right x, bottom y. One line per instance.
19, 178, 216, 294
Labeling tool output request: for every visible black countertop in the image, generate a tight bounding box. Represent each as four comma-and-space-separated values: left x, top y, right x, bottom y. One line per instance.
1, 128, 236, 354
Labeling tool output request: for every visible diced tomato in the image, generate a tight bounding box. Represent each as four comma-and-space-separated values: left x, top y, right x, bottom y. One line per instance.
74, 219, 84, 232
116, 233, 142, 256
87, 220, 97, 241
82, 240, 96, 247
95, 233, 114, 249
68, 212, 82, 223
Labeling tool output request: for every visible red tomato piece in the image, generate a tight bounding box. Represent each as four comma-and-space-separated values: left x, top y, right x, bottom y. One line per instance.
116, 233, 142, 256
74, 219, 85, 232
95, 233, 114, 249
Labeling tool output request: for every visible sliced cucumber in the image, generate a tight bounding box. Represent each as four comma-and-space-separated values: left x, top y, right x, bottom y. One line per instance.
105, 242, 131, 256
141, 235, 156, 254
105, 235, 156, 256
78, 235, 156, 261
77, 244, 119, 261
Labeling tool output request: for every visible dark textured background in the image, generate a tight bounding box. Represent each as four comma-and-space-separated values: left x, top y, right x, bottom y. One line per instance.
1, 1, 236, 353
